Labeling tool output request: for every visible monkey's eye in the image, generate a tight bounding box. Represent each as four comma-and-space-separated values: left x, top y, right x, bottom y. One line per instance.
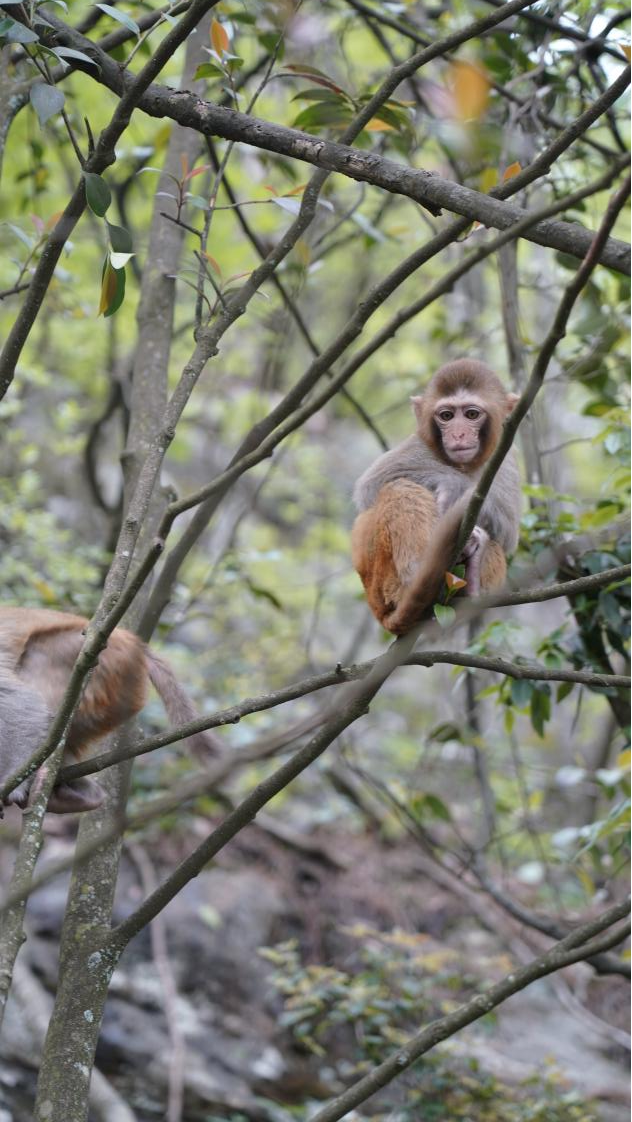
465, 409, 481, 420
438, 410, 454, 422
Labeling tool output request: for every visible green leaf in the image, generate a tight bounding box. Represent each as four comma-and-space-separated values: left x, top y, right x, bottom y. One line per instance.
83, 171, 111, 217
510, 678, 533, 708
30, 83, 65, 127
106, 221, 133, 253
292, 101, 352, 132
428, 721, 462, 743
434, 604, 456, 628
95, 3, 139, 35
556, 681, 574, 703
422, 793, 452, 821
53, 45, 98, 67
194, 61, 224, 80
5, 20, 39, 42
530, 686, 551, 738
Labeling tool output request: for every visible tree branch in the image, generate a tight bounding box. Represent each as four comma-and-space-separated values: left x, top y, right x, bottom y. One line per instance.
308, 899, 630, 1122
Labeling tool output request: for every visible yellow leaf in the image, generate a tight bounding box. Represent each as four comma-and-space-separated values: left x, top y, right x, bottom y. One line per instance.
616, 749, 631, 770
295, 239, 311, 266
365, 118, 396, 132
445, 571, 467, 591
503, 160, 522, 182
528, 789, 543, 811
98, 261, 117, 316
450, 61, 490, 122
621, 44, 631, 61
211, 18, 230, 55
479, 167, 497, 193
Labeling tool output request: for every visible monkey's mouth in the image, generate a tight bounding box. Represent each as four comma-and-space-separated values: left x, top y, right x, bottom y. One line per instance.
447, 446, 478, 461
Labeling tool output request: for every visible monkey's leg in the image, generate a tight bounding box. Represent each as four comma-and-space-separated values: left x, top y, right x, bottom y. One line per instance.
352, 480, 439, 626
0, 679, 50, 810
44, 776, 105, 814
479, 538, 507, 590
460, 526, 489, 595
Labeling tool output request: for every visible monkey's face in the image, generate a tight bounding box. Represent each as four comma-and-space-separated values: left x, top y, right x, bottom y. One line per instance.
433, 395, 488, 465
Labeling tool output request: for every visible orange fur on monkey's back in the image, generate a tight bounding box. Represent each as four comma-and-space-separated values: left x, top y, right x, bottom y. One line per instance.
0, 607, 148, 755
352, 480, 440, 625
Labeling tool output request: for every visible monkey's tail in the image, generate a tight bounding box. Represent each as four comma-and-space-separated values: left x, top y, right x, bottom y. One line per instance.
145, 650, 222, 758
384, 491, 472, 635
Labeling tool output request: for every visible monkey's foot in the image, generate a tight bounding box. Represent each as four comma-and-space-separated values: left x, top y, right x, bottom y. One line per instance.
46, 777, 105, 815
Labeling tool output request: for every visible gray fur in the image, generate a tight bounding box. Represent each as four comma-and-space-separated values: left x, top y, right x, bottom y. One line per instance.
353, 434, 521, 553
0, 677, 50, 807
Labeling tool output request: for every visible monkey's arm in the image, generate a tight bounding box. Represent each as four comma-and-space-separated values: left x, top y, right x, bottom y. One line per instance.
479, 451, 522, 553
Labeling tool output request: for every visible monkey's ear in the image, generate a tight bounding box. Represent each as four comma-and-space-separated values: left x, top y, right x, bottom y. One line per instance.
410, 395, 424, 423
505, 392, 520, 414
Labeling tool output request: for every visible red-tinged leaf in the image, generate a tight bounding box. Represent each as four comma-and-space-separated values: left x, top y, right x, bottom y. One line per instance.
45, 211, 63, 231
184, 163, 212, 182
445, 571, 467, 591
211, 18, 229, 55
263, 184, 278, 195
284, 183, 307, 196
204, 252, 221, 276
30, 214, 45, 234
283, 63, 347, 95
180, 153, 189, 181
226, 270, 252, 283
291, 87, 350, 105
502, 160, 522, 182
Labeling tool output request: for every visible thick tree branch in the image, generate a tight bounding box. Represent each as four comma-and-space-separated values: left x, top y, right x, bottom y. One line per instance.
20, 11, 632, 273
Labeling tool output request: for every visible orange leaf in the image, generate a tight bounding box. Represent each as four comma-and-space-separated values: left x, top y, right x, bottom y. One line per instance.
445, 572, 467, 591
450, 61, 490, 122
185, 163, 212, 182
211, 18, 229, 55
502, 161, 522, 182
204, 252, 222, 276
621, 44, 631, 61
263, 184, 278, 196
284, 183, 307, 196
180, 153, 189, 181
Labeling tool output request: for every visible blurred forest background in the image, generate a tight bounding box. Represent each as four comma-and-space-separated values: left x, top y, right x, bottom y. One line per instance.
0, 0, 629, 1120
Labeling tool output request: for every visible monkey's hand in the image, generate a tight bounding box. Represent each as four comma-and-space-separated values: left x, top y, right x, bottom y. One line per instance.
460, 525, 489, 596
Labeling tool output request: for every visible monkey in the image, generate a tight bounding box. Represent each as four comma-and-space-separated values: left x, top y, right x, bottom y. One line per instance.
351, 359, 522, 635
0, 607, 221, 815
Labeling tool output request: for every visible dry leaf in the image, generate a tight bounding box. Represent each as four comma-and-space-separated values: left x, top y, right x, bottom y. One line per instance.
450, 61, 490, 122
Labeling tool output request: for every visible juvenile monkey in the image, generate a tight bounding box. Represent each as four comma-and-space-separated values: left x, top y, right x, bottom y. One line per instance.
0, 607, 220, 814
352, 359, 521, 634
